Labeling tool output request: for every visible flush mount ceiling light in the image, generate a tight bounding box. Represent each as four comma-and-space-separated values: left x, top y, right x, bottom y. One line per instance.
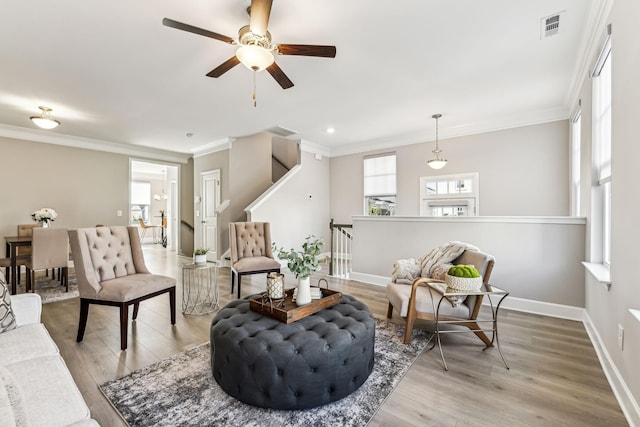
427, 113, 447, 170
30, 106, 60, 129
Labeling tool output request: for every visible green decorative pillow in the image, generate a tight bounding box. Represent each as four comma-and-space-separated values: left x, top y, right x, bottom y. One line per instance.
0, 279, 17, 333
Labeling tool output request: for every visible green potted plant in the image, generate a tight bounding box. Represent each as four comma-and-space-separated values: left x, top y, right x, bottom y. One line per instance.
273, 236, 324, 306
193, 248, 210, 264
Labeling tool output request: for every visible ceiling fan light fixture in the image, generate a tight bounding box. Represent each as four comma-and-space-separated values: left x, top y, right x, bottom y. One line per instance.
427, 113, 447, 170
30, 106, 60, 129
236, 44, 274, 71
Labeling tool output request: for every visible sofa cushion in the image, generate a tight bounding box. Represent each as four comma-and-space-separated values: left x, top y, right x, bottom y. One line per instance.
6, 355, 91, 426
0, 280, 17, 334
0, 365, 29, 427
0, 324, 59, 365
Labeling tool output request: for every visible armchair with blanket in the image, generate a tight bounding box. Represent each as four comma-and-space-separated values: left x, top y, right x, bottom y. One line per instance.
386, 241, 495, 345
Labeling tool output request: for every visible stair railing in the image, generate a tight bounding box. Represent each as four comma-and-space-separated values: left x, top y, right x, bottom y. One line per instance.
329, 218, 353, 278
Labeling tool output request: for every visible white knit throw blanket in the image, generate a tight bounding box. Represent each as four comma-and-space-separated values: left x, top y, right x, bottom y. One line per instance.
419, 241, 479, 279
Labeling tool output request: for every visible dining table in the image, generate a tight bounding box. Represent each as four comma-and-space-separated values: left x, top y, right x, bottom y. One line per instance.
4, 235, 32, 294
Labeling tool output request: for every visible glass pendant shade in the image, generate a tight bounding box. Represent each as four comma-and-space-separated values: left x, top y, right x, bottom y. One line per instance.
427, 158, 447, 169
236, 45, 274, 71
30, 106, 60, 129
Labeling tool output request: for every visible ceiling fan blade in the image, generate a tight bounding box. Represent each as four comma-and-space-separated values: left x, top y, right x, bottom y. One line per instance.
206, 56, 241, 78
277, 44, 337, 58
162, 18, 234, 44
249, 0, 273, 36
266, 62, 294, 89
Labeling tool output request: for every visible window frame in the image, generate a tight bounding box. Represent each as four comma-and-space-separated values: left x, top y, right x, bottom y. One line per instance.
591, 34, 612, 266
363, 153, 397, 216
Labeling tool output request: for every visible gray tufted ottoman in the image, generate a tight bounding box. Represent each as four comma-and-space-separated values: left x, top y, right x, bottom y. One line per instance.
210, 294, 375, 409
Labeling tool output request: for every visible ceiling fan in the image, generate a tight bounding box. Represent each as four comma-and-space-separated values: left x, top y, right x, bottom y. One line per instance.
162, 0, 337, 90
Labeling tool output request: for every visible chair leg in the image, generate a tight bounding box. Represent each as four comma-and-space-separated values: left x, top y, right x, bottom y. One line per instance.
120, 303, 129, 350
62, 267, 68, 292
169, 287, 176, 325
462, 321, 493, 347
26, 267, 31, 293
76, 299, 90, 342
237, 274, 242, 299
140, 228, 147, 243
231, 271, 235, 294
403, 311, 417, 345
386, 302, 394, 318
132, 302, 140, 320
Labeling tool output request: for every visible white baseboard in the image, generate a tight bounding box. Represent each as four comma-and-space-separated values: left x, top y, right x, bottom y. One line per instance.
350, 270, 638, 426
349, 272, 388, 286
351, 272, 584, 321
583, 312, 640, 427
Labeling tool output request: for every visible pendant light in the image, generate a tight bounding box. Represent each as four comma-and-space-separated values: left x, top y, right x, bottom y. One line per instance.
427, 113, 447, 170
30, 106, 60, 129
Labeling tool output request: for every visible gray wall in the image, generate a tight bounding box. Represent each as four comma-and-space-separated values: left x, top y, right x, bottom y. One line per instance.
352, 216, 586, 307
581, 1, 640, 420
249, 150, 331, 255
330, 120, 570, 222
0, 136, 130, 242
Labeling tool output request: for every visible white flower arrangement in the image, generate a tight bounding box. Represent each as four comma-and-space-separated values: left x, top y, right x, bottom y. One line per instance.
31, 208, 58, 224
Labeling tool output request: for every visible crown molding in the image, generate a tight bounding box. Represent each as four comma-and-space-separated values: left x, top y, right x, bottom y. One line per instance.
327, 106, 569, 157
0, 124, 190, 163
564, 0, 614, 110
192, 137, 235, 158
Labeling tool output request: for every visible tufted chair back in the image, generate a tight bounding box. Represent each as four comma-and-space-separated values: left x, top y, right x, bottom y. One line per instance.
68, 225, 175, 350
69, 226, 150, 298
229, 222, 274, 263
228, 222, 281, 298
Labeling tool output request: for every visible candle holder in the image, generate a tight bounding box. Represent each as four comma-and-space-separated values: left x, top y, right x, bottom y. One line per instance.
266, 272, 285, 299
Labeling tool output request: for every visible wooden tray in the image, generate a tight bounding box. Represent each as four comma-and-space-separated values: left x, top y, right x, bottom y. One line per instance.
249, 287, 343, 324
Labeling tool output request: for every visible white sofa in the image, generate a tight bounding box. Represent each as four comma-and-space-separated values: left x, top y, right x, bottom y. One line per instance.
0, 289, 99, 426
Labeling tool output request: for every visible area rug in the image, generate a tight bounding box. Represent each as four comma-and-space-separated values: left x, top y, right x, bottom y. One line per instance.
100, 319, 432, 427
14, 270, 78, 303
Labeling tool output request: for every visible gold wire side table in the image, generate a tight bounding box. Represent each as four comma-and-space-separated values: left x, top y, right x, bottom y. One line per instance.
427, 282, 510, 371
182, 262, 219, 315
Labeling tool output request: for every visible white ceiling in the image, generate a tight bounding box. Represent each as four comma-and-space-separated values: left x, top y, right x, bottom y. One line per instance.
0, 1, 603, 158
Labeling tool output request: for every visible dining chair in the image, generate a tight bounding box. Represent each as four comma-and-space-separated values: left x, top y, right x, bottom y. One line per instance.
137, 218, 161, 243
25, 227, 70, 293
68, 226, 176, 350
15, 224, 38, 284
229, 222, 281, 299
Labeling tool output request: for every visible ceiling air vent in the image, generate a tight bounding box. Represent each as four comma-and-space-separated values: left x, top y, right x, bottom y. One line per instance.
265, 125, 299, 138
540, 11, 564, 39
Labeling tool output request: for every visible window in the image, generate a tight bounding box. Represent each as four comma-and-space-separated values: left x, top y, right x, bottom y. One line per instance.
592, 34, 611, 265
419, 172, 479, 216
571, 107, 581, 216
364, 153, 396, 216
131, 181, 151, 223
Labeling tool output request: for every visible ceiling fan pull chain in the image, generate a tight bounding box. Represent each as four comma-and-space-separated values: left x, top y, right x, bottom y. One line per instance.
253, 71, 257, 107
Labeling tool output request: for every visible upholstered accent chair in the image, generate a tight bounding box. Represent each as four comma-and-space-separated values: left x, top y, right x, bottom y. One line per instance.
25, 227, 70, 293
229, 222, 281, 299
386, 249, 495, 345
68, 226, 176, 350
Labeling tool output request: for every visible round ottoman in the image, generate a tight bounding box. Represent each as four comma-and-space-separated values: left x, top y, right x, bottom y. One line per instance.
210, 294, 375, 409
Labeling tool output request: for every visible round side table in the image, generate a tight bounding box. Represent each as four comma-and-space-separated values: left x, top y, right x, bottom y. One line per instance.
182, 262, 219, 315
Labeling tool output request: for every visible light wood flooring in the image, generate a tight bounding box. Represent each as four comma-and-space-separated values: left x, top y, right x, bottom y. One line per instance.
40, 246, 628, 426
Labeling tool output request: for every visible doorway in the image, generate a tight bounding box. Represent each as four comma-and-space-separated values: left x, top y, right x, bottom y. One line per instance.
130, 160, 180, 252
201, 169, 220, 260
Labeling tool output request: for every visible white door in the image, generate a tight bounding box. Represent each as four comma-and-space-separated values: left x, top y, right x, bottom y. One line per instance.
201, 170, 220, 260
